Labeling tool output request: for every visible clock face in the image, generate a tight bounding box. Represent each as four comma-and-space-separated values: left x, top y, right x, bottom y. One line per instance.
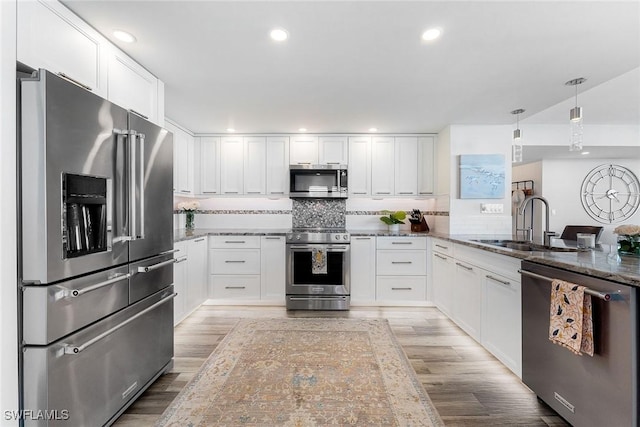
581, 164, 640, 224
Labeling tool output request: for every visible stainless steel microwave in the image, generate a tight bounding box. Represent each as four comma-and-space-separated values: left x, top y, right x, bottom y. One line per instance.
289, 164, 348, 199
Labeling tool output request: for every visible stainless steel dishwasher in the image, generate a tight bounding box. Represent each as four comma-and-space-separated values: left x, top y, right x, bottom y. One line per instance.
520, 260, 638, 427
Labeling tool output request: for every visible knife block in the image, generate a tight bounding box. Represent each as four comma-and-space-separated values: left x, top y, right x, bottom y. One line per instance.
410, 217, 429, 232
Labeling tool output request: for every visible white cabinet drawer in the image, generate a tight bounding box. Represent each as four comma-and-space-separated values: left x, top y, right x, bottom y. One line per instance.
376, 250, 426, 275
209, 236, 261, 249
209, 249, 260, 274
430, 238, 453, 256
377, 276, 426, 301
209, 275, 260, 299
377, 236, 427, 250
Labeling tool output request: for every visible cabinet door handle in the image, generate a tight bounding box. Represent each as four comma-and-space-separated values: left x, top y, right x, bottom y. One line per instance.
391, 287, 412, 291
194, 238, 205, 242
175, 257, 188, 264
435, 244, 448, 250
392, 242, 412, 245
419, 192, 432, 195
224, 191, 239, 194
225, 286, 246, 289
398, 192, 413, 195
297, 162, 311, 165
202, 191, 218, 194
486, 275, 511, 286
456, 262, 473, 271
225, 260, 246, 263
355, 237, 371, 240
247, 191, 261, 194
57, 72, 92, 91
326, 162, 340, 165
434, 253, 448, 260
180, 190, 190, 193
375, 192, 391, 195
352, 192, 367, 195
391, 261, 412, 264
270, 191, 284, 194
225, 240, 246, 244
264, 236, 281, 240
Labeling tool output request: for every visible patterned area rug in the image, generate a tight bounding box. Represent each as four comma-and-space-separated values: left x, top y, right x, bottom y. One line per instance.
156, 318, 443, 426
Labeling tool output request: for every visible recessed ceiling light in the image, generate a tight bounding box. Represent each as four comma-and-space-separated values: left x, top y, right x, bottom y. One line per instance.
581, 151, 590, 155
298, 128, 307, 132
226, 128, 236, 133
369, 128, 378, 132
113, 30, 136, 43
270, 28, 289, 42
421, 28, 442, 41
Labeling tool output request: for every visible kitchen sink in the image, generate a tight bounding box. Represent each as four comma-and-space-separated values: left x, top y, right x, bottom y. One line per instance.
471, 239, 579, 252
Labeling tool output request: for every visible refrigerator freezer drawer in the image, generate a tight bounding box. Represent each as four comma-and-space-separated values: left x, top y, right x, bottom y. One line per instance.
23, 287, 174, 427
22, 265, 130, 345
129, 253, 175, 304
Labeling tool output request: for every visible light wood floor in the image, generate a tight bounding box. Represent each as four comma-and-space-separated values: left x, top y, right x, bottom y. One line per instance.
113, 305, 569, 426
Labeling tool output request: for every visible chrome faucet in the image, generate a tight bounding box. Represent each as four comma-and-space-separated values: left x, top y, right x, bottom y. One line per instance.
518, 195, 556, 247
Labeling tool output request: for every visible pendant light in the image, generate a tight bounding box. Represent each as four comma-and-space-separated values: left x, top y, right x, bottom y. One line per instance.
565, 77, 587, 151
510, 109, 525, 163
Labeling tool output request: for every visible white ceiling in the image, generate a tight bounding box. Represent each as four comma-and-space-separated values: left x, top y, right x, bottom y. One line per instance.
62, 1, 640, 136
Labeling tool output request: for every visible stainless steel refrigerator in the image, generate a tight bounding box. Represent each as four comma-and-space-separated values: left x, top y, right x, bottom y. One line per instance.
19, 69, 175, 426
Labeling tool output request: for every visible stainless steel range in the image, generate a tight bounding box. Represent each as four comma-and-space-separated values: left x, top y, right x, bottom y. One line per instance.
285, 229, 350, 310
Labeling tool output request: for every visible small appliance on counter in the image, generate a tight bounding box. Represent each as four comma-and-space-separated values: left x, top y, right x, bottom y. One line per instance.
409, 209, 429, 232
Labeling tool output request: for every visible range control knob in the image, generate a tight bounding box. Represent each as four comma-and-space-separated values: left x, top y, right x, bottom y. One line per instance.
335, 235, 340, 240
287, 234, 293, 240
343, 235, 348, 240
296, 235, 301, 240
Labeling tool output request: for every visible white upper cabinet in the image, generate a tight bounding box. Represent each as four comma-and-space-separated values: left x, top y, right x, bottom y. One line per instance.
418, 136, 435, 195
394, 136, 418, 196
199, 137, 221, 196
243, 136, 267, 195
371, 136, 395, 196
348, 136, 371, 196
318, 136, 348, 165
17, 0, 105, 96
289, 135, 319, 165
166, 121, 194, 195
220, 136, 244, 195
106, 48, 159, 124
266, 136, 290, 196
17, 0, 164, 125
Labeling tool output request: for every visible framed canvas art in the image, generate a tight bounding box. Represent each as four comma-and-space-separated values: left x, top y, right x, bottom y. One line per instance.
459, 154, 505, 199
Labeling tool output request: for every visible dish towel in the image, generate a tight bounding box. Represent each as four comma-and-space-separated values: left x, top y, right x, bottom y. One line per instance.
549, 279, 594, 356
311, 248, 327, 275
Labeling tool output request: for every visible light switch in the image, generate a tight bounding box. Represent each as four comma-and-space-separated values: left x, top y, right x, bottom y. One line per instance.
480, 203, 504, 214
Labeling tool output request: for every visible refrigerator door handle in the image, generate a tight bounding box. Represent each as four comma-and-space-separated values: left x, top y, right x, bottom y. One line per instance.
129, 130, 145, 240
137, 258, 176, 273
56, 273, 131, 300
114, 129, 134, 242
138, 132, 145, 239
63, 293, 177, 355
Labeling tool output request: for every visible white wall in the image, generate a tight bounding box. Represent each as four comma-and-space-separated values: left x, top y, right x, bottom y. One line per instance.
0, 0, 19, 424
540, 158, 640, 245
446, 125, 513, 235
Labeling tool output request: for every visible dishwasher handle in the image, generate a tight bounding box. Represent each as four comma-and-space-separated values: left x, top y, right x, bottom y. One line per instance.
519, 269, 612, 301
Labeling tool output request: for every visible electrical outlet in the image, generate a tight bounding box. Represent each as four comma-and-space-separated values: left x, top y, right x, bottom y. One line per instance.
480, 203, 504, 214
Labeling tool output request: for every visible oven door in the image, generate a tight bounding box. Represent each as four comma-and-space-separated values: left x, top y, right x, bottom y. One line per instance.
286, 243, 350, 296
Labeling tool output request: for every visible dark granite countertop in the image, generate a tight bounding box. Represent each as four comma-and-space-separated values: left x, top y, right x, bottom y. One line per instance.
174, 228, 640, 287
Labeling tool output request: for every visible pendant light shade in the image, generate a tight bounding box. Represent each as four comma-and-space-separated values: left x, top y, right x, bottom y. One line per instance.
566, 77, 587, 151
511, 109, 525, 163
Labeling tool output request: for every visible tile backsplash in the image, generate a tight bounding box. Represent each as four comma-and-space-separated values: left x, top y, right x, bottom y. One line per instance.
292, 199, 346, 228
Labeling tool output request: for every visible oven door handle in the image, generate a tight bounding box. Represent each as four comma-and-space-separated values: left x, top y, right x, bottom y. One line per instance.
288, 245, 349, 251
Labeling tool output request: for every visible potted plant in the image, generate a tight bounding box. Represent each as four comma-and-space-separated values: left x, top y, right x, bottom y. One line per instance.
379, 210, 406, 233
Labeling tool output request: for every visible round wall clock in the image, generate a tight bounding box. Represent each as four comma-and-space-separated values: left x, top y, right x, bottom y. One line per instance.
580, 164, 640, 224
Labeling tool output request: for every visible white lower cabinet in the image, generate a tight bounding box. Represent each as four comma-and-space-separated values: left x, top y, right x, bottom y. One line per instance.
173, 237, 207, 326
431, 250, 454, 317
172, 241, 188, 325
350, 236, 376, 301
208, 235, 285, 303
186, 237, 208, 312
375, 236, 427, 303
430, 238, 522, 377
260, 236, 286, 301
482, 269, 522, 377
452, 259, 482, 341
